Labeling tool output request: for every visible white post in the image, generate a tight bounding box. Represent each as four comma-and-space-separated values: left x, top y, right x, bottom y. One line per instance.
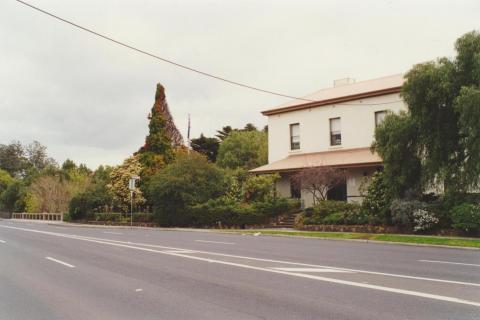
130, 190, 133, 228
128, 175, 140, 229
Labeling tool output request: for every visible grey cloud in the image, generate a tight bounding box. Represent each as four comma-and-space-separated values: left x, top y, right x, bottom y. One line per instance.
1, 0, 479, 168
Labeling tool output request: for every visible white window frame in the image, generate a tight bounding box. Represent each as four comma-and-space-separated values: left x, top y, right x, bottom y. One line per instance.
375, 110, 387, 127
330, 117, 341, 146
290, 123, 300, 150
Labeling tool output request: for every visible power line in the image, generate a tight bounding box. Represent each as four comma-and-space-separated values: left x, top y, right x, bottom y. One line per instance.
14, 0, 403, 106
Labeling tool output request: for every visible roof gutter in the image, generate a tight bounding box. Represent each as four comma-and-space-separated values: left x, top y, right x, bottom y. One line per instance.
262, 86, 402, 116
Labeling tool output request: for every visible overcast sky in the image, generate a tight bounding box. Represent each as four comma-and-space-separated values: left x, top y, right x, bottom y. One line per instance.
1, 0, 478, 169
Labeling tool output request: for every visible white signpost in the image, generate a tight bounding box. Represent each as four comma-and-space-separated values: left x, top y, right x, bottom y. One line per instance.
128, 175, 140, 227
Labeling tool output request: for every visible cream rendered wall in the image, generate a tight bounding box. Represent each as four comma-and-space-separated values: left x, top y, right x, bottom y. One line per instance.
275, 175, 291, 198
267, 93, 406, 163
346, 167, 377, 203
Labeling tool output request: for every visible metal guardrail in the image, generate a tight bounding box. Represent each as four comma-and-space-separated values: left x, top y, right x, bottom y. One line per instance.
11, 213, 63, 221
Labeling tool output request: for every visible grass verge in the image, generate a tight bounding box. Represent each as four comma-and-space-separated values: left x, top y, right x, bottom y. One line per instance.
226, 230, 480, 248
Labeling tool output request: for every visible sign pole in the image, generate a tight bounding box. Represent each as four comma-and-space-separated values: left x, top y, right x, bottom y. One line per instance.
128, 175, 140, 229
130, 190, 133, 228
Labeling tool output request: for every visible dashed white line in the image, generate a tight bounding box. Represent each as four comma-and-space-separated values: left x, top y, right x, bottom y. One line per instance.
135, 288, 143, 292
103, 231, 123, 235
195, 240, 235, 245
2, 225, 480, 308
45, 257, 75, 268
0, 240, 6, 243
420, 260, 480, 267
2, 224, 477, 288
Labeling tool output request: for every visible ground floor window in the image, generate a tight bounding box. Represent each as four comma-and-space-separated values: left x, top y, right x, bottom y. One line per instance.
327, 180, 347, 201
290, 177, 301, 199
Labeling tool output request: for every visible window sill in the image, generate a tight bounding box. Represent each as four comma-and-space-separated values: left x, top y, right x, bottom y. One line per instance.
329, 145, 343, 150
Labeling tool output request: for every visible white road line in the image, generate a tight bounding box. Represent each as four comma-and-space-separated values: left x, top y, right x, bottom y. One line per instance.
39, 237, 480, 307
271, 267, 353, 273
0, 240, 6, 243
164, 250, 197, 254
420, 260, 480, 267
2, 224, 478, 288
3, 225, 480, 308
195, 240, 235, 245
45, 257, 75, 268
135, 288, 143, 292
103, 231, 123, 235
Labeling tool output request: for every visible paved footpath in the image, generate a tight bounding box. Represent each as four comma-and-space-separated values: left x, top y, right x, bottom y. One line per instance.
1, 220, 479, 319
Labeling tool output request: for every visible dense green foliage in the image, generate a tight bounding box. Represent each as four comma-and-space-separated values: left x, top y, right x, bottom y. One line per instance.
303, 201, 367, 225
190, 134, 219, 162
373, 31, 480, 199
69, 183, 113, 220
216, 130, 268, 169
360, 171, 392, 224
450, 203, 480, 234
148, 152, 227, 226
190, 197, 298, 227
389, 199, 426, 229
372, 113, 421, 197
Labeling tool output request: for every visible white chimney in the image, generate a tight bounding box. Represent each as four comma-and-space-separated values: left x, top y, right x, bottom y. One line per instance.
334, 78, 355, 87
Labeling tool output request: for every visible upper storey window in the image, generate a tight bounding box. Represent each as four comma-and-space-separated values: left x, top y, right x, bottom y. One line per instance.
330, 117, 341, 146
290, 123, 300, 150
375, 110, 387, 127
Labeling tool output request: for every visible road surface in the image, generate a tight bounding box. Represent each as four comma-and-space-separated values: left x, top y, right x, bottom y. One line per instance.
0, 220, 479, 319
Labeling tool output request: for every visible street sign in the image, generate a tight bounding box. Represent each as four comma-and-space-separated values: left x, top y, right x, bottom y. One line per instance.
129, 175, 140, 191
128, 178, 136, 191
128, 175, 140, 227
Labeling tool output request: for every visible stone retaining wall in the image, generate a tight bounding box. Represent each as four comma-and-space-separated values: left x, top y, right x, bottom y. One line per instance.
300, 224, 400, 234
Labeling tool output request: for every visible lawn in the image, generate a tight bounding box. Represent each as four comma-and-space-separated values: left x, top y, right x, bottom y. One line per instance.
224, 230, 480, 248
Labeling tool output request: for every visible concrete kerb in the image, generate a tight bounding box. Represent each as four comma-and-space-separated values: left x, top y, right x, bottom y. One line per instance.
26, 221, 479, 251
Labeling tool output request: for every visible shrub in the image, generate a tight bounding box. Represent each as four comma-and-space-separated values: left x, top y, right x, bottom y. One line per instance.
360, 171, 392, 225
148, 152, 227, 226
216, 130, 267, 170
390, 199, 427, 229
69, 184, 112, 220
242, 173, 279, 202
190, 198, 261, 227
189, 197, 299, 228
412, 209, 439, 233
303, 200, 365, 225
133, 212, 154, 223
322, 212, 344, 225
311, 200, 354, 218
450, 203, 480, 233
94, 212, 123, 222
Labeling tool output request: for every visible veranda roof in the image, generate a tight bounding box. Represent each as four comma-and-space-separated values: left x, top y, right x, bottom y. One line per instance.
250, 147, 382, 174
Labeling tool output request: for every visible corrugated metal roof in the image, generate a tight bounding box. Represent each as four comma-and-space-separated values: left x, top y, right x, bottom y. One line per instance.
262, 74, 404, 115
250, 147, 382, 173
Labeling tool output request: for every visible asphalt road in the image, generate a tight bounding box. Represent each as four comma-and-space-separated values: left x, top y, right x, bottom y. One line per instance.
0, 220, 479, 320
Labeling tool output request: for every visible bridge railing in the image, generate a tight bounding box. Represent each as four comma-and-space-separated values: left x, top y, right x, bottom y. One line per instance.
11, 213, 64, 221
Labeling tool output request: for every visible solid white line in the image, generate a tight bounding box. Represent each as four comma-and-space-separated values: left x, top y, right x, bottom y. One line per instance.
3, 224, 480, 287
195, 240, 235, 245
103, 231, 123, 235
45, 257, 75, 268
164, 250, 197, 254
0, 240, 6, 243
271, 267, 353, 273
2, 225, 480, 308
46, 237, 480, 307
1, 224, 478, 288
420, 260, 480, 267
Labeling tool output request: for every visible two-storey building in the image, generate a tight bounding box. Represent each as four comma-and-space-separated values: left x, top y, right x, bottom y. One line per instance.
251, 74, 406, 207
